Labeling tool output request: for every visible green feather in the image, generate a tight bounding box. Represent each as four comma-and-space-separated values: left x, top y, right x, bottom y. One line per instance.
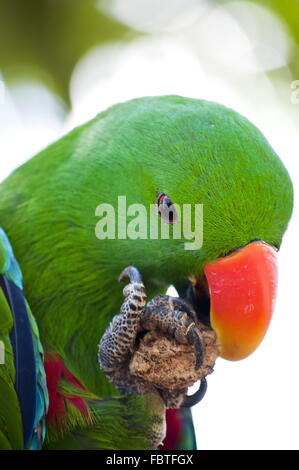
0, 231, 24, 449
45, 395, 160, 450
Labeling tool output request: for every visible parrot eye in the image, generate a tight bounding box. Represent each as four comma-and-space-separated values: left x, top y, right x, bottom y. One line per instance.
157, 192, 178, 224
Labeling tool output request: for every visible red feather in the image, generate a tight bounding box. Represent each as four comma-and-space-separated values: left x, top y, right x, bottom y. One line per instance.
44, 354, 90, 427
160, 409, 183, 450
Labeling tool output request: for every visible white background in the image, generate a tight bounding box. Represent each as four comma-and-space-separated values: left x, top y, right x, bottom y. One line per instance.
0, 0, 298, 450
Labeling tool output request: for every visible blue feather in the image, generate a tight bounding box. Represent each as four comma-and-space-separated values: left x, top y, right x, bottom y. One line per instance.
0, 228, 49, 449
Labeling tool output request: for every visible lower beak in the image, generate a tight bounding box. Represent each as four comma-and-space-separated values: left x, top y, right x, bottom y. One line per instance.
203, 241, 278, 360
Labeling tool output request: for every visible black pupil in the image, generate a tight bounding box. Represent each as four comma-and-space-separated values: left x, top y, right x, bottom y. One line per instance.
158, 197, 174, 223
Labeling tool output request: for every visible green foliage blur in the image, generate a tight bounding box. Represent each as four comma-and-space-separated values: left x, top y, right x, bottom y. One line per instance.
0, 0, 298, 109
0, 0, 131, 106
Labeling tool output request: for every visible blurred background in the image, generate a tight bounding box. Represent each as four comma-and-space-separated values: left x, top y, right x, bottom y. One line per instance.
0, 0, 298, 450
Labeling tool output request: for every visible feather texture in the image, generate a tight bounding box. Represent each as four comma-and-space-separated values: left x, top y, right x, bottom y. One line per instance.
0, 228, 49, 449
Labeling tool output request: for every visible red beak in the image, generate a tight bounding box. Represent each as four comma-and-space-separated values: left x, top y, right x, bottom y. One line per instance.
204, 241, 278, 360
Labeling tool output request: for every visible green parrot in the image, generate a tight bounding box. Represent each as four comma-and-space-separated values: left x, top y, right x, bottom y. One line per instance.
0, 95, 293, 449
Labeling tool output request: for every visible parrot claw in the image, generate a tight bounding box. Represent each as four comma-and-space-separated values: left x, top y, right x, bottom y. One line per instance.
181, 377, 208, 408
188, 327, 204, 370
99, 266, 206, 409
141, 295, 205, 371
98, 266, 146, 377
118, 266, 143, 284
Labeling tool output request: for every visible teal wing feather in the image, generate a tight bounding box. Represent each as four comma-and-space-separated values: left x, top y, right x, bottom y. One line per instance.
0, 227, 49, 449
176, 408, 197, 450
162, 408, 197, 450
25, 300, 49, 449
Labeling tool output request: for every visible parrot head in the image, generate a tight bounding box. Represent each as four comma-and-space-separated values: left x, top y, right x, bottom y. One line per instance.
90, 96, 293, 362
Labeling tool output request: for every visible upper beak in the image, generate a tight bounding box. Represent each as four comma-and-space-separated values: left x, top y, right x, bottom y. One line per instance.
203, 241, 278, 361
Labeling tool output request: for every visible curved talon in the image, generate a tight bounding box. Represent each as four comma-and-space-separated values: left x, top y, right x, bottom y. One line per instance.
171, 298, 197, 322
118, 266, 143, 284
187, 325, 204, 370
181, 377, 208, 408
